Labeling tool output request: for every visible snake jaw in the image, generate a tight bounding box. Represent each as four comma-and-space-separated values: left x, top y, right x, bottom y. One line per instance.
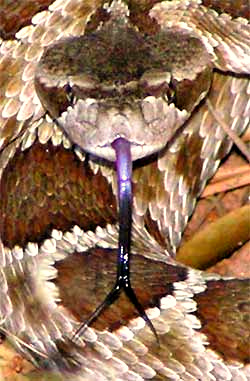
54, 96, 189, 162
90, 141, 163, 162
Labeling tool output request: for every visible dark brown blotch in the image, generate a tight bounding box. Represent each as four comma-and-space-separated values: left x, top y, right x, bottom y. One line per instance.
173, 67, 212, 112
0, 141, 117, 248
194, 279, 250, 364
0, 0, 55, 40
55, 248, 188, 331
202, 0, 250, 19
175, 129, 204, 197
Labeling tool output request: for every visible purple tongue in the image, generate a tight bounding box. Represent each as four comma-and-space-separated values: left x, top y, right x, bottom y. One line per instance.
73, 138, 157, 342
112, 137, 132, 275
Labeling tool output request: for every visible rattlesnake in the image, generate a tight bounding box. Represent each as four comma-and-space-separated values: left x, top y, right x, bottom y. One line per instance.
0, 0, 249, 380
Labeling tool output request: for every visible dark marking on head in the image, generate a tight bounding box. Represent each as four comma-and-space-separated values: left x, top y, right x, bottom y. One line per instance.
35, 18, 212, 112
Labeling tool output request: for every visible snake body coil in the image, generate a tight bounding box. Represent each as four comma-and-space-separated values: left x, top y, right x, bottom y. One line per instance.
0, 1, 249, 380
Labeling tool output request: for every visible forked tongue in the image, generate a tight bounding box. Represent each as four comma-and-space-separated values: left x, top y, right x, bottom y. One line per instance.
73, 138, 157, 342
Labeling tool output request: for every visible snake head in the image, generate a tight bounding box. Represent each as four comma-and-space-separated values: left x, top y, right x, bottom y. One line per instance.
34, 5, 213, 162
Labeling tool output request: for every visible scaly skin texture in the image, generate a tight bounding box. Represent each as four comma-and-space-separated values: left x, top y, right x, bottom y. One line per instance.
0, 1, 249, 380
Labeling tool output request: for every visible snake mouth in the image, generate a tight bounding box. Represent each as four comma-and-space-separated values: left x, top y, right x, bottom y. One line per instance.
87, 140, 163, 162
54, 95, 189, 164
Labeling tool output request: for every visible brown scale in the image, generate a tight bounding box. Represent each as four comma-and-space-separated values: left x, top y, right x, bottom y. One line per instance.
194, 279, 250, 364
0, 140, 117, 248
0, 0, 249, 376
54, 248, 188, 331
175, 129, 205, 197
144, 210, 169, 249
202, 0, 250, 19
0, 0, 56, 40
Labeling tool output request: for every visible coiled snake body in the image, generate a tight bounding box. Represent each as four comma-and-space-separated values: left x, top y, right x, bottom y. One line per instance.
0, 0, 249, 380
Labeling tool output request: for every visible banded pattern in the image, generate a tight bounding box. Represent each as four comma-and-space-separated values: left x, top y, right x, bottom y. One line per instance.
0, 1, 249, 380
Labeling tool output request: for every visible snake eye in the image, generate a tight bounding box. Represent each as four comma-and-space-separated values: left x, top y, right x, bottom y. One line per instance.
65, 83, 75, 104
34, 75, 73, 118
